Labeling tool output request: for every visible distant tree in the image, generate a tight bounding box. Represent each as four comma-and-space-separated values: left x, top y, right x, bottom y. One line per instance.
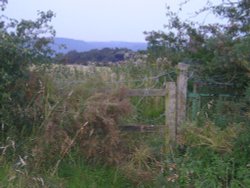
57, 48, 134, 65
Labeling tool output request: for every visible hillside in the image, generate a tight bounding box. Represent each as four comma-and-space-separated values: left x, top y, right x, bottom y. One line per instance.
52, 37, 147, 53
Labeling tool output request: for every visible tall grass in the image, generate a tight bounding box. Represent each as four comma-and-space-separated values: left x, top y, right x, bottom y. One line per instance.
58, 159, 133, 188
1, 63, 249, 188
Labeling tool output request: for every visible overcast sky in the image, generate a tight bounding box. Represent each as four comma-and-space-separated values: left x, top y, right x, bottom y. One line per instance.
3, 0, 222, 42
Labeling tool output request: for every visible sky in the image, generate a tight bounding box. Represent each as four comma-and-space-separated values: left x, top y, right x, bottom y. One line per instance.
3, 0, 222, 42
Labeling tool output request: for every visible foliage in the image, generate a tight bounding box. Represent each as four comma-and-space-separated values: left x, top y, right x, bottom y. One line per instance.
0, 70, 136, 187
145, 0, 250, 90
121, 144, 159, 187
0, 138, 134, 188
155, 122, 250, 188
0, 1, 249, 187
0, 6, 55, 134
156, 85, 250, 188
81, 89, 132, 165
58, 159, 134, 188
190, 84, 250, 127
179, 121, 242, 153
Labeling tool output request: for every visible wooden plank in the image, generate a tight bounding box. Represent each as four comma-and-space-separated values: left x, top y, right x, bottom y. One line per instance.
126, 89, 166, 97
165, 82, 177, 144
94, 88, 166, 97
119, 125, 164, 132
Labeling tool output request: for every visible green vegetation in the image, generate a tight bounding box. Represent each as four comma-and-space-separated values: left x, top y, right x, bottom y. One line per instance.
58, 159, 133, 188
145, 0, 250, 91
0, 0, 249, 187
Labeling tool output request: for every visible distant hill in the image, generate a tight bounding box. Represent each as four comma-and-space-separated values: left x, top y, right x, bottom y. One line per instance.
52, 37, 147, 53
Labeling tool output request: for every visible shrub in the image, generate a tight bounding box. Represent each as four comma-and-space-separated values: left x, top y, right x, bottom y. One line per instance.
156, 120, 249, 188
80, 88, 132, 165
0, 9, 55, 136
179, 121, 242, 153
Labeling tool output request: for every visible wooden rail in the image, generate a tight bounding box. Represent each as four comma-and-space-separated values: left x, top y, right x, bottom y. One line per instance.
95, 63, 189, 144
126, 89, 166, 97
95, 88, 166, 97
119, 125, 164, 132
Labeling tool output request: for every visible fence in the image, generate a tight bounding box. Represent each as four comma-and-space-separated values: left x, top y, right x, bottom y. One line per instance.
51, 62, 239, 143
101, 63, 189, 145
94, 62, 239, 144
187, 81, 237, 121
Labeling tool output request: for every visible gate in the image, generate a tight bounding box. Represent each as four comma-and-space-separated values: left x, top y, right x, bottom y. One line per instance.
105, 63, 189, 145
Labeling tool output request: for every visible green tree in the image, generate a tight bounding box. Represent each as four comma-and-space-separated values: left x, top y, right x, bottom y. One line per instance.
145, 0, 249, 90
0, 2, 55, 134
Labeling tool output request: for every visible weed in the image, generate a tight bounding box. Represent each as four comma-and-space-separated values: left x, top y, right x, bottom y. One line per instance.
178, 121, 242, 153
58, 159, 134, 188
80, 88, 132, 165
121, 144, 161, 186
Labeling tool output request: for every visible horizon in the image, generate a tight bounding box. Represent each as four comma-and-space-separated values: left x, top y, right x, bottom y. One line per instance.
4, 0, 222, 43
55, 37, 147, 43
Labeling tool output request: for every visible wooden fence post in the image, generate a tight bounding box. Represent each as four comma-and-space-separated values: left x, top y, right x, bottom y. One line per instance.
177, 63, 189, 128
165, 82, 177, 144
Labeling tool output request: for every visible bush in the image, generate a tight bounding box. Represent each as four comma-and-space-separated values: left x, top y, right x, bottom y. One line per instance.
0, 10, 55, 136
156, 120, 250, 188
80, 88, 132, 165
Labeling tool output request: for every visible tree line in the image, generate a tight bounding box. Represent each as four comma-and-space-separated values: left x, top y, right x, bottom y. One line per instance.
55, 48, 136, 65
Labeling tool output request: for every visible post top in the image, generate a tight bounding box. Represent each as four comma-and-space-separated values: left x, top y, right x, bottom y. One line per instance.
177, 63, 189, 71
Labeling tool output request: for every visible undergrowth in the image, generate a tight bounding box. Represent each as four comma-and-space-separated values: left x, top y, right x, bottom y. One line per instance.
1, 65, 249, 188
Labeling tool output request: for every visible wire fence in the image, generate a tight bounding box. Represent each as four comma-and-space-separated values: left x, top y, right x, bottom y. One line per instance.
47, 66, 177, 126
46, 63, 242, 128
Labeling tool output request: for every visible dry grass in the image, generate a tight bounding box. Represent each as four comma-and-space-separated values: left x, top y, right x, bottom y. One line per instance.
178, 121, 243, 153
121, 144, 161, 186
79, 88, 132, 164
50, 64, 114, 82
